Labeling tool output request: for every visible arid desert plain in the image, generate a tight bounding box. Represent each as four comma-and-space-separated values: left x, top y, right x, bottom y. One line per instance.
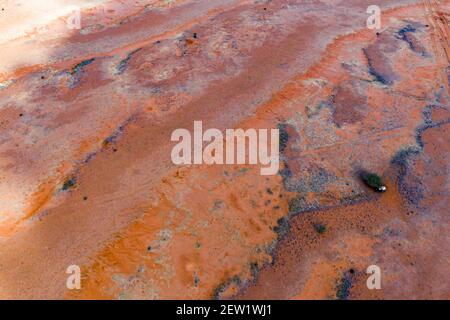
0, 0, 449, 299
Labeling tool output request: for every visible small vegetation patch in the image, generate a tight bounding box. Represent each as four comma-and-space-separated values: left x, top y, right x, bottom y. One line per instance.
313, 223, 326, 234
360, 171, 386, 192
336, 274, 353, 300
212, 276, 241, 300
273, 216, 291, 241
62, 178, 76, 191
70, 58, 95, 75
278, 123, 289, 154
335, 269, 357, 300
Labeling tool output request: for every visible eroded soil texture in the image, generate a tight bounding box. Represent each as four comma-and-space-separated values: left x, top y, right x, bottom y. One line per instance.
0, 0, 449, 299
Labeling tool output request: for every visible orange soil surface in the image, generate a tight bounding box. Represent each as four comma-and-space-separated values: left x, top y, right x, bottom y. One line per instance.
0, 0, 449, 299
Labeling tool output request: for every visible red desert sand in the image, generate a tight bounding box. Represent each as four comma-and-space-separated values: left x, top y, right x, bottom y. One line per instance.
0, 0, 449, 299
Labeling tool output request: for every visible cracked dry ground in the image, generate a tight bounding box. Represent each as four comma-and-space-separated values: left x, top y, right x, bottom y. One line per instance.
0, 0, 449, 299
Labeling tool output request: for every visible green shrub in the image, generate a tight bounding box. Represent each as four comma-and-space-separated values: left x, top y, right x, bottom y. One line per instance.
361, 171, 386, 192
62, 178, 76, 191
314, 223, 326, 234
